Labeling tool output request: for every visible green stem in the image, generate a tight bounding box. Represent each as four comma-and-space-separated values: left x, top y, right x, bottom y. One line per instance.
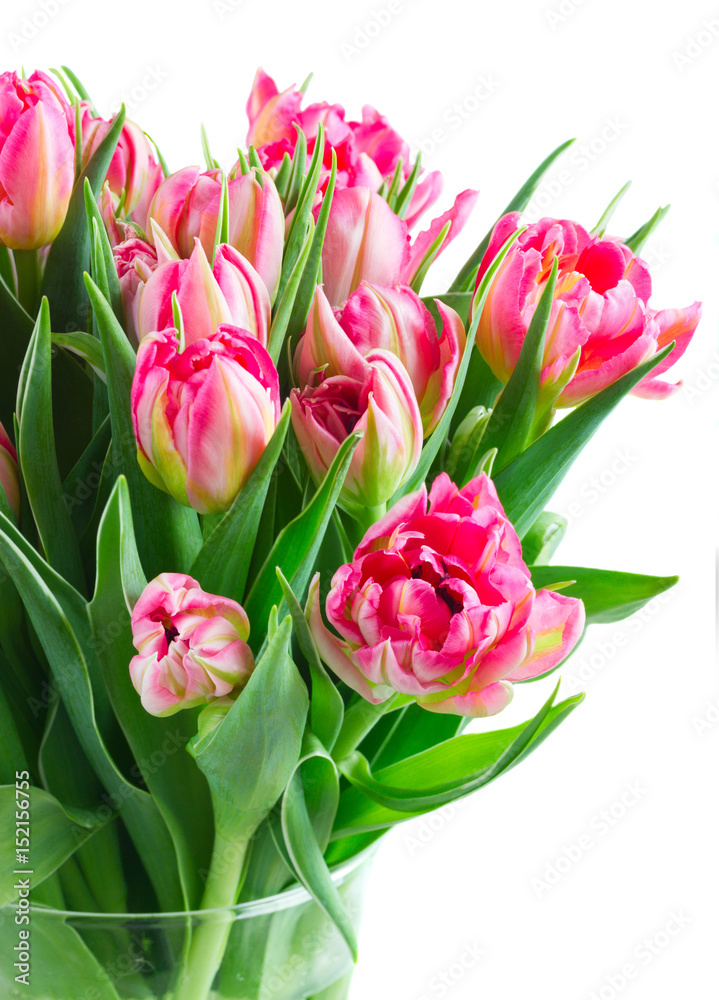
12, 249, 40, 315
332, 694, 404, 764
171, 831, 249, 1000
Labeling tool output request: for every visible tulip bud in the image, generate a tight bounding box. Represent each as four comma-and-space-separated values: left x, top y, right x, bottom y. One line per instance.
290, 348, 422, 508
131, 325, 280, 513
129, 573, 254, 717
0, 421, 20, 519
147, 166, 284, 303
0, 71, 74, 250
298, 282, 466, 436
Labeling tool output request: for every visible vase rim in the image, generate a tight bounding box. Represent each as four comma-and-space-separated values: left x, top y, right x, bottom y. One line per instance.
20, 842, 378, 924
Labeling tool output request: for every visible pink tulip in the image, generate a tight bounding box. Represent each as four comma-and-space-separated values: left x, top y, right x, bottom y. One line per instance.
137, 240, 270, 347
80, 109, 164, 223
147, 165, 284, 302
0, 421, 20, 519
129, 572, 254, 717
131, 325, 280, 513
114, 232, 159, 341
474, 214, 701, 407
0, 71, 74, 250
320, 186, 478, 306
295, 283, 465, 436
290, 347, 422, 508
245, 68, 443, 227
308, 473, 585, 717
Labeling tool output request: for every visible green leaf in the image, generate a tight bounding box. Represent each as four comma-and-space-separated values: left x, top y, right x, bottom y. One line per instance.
284, 125, 308, 213
409, 221, 451, 294
52, 331, 106, 379
393, 228, 522, 501
479, 258, 559, 472
449, 138, 575, 292
0, 511, 183, 912
41, 106, 126, 333
494, 341, 675, 537
0, 273, 33, 432
89, 477, 215, 908
62, 414, 112, 541
0, 785, 104, 907
278, 125, 325, 303
84, 274, 203, 577
521, 511, 568, 566
529, 565, 678, 624
190, 403, 291, 603
625, 205, 670, 255
277, 569, 344, 751
16, 299, 85, 591
267, 219, 314, 364
281, 734, 356, 960
84, 179, 123, 323
424, 290, 471, 327
192, 616, 308, 842
0, 682, 30, 784
243, 433, 361, 644
334, 688, 583, 835
592, 181, 631, 236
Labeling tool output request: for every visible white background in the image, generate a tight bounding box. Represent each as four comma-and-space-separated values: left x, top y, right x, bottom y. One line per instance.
2, 0, 717, 997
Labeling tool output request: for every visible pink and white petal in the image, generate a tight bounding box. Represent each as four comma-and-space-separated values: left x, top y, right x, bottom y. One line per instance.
506, 589, 585, 681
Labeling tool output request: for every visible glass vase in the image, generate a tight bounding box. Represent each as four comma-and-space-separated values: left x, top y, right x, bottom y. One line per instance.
0, 847, 373, 1000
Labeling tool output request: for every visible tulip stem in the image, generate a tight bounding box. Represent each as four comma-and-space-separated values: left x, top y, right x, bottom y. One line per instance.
171, 831, 249, 1000
354, 503, 387, 536
332, 693, 406, 764
12, 249, 40, 314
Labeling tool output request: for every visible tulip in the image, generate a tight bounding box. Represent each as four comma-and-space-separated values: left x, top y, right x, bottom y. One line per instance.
320, 186, 478, 306
473, 214, 701, 407
137, 240, 270, 347
0, 421, 20, 519
295, 283, 465, 436
114, 233, 159, 341
80, 109, 164, 223
309, 473, 585, 717
129, 572, 254, 717
147, 165, 284, 302
131, 325, 280, 513
0, 70, 74, 250
290, 348, 422, 509
245, 69, 443, 227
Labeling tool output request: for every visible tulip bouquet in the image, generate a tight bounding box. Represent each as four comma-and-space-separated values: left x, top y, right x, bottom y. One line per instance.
0, 66, 700, 1000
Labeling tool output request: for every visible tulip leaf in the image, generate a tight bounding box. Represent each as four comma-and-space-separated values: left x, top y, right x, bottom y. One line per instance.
84, 274, 203, 577
280, 733, 357, 960
278, 124, 325, 302
625, 205, 670, 255
494, 341, 675, 538
394, 229, 521, 501
62, 414, 112, 540
84, 179, 123, 321
521, 511, 568, 566
409, 220, 451, 294
0, 512, 183, 912
41, 106, 126, 333
89, 476, 215, 908
0, 274, 33, 432
267, 225, 314, 364
0, 681, 30, 785
277, 568, 344, 752
529, 565, 678, 625
424, 290, 472, 327
393, 153, 423, 220
333, 687, 583, 835
16, 299, 86, 592
284, 126, 308, 213
52, 331, 106, 379
243, 432, 361, 644
191, 615, 308, 843
478, 258, 558, 473
449, 138, 575, 292
0, 785, 105, 908
592, 181, 631, 237
190, 402, 291, 604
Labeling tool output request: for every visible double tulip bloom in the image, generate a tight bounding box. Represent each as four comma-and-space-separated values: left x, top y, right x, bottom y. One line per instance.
147, 165, 284, 303
246, 68, 443, 229
309, 473, 585, 717
0, 70, 75, 250
131, 325, 280, 514
129, 573, 255, 717
0, 421, 19, 519
474, 214, 701, 407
